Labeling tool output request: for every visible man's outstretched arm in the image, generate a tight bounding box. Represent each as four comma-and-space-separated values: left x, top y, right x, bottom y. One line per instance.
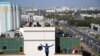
40, 44, 45, 47
49, 44, 54, 47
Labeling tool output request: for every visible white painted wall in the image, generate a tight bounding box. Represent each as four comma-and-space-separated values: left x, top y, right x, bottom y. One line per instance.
20, 27, 55, 56
24, 41, 55, 56
22, 27, 55, 40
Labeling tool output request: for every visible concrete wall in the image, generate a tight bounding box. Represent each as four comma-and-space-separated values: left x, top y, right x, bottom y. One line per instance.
20, 27, 55, 56
22, 27, 55, 40
24, 41, 55, 56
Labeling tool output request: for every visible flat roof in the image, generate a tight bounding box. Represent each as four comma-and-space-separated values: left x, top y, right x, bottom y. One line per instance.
0, 2, 11, 4
0, 2, 16, 5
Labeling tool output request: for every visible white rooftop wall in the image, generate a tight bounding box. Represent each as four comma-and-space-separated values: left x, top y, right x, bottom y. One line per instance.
20, 27, 55, 56
22, 27, 55, 40
24, 41, 55, 56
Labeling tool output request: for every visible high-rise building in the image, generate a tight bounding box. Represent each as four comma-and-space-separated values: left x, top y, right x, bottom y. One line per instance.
0, 2, 21, 34
16, 5, 21, 29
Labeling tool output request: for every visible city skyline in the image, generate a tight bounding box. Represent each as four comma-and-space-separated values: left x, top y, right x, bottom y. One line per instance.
1, 0, 100, 9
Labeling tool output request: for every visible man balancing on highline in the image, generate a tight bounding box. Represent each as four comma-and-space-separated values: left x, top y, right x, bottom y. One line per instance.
41, 43, 54, 56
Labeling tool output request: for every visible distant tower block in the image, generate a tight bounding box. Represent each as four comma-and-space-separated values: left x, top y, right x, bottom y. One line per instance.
0, 2, 21, 35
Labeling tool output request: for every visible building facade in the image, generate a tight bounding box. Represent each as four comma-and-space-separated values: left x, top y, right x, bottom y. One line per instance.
20, 27, 55, 56
0, 2, 21, 35
0, 38, 24, 54
91, 23, 100, 33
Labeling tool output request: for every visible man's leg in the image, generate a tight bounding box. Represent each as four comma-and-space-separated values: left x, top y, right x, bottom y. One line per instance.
46, 52, 48, 56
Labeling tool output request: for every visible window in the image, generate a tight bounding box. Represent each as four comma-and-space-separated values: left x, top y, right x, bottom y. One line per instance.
20, 47, 23, 52
93, 26, 98, 31
0, 52, 3, 54
2, 46, 7, 49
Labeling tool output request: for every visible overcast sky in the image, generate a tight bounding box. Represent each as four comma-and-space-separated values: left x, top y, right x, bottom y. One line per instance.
1, 0, 100, 9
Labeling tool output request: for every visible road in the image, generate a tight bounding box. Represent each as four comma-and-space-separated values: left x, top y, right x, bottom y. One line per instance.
59, 23, 100, 55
